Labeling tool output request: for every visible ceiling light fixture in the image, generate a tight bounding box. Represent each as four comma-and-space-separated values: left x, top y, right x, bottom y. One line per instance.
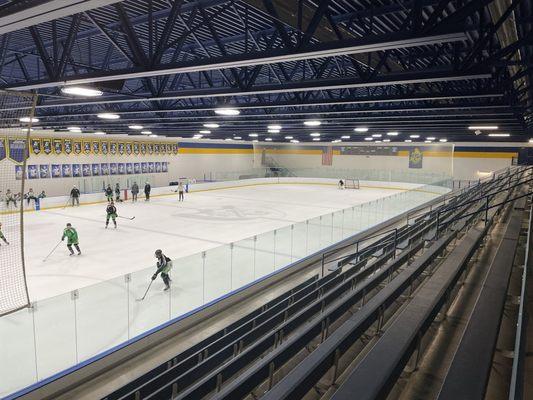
268, 129, 280, 134
19, 117, 39, 123
149, 134, 158, 138
291, 139, 300, 143
372, 134, 382, 138
387, 131, 399, 136
129, 125, 143, 130
364, 137, 373, 141
141, 130, 152, 135
341, 135, 350, 139
410, 135, 420, 138
199, 130, 211, 134
285, 136, 293, 140
468, 125, 498, 130
97, 113, 120, 120
354, 127, 368, 133
312, 138, 321, 141
267, 124, 282, 130
404, 139, 412, 142
203, 123, 220, 128
234, 136, 242, 140
310, 132, 320, 137
265, 137, 273, 141
61, 86, 103, 97
439, 138, 448, 142
93, 131, 106, 135
426, 137, 436, 140
215, 108, 240, 116
304, 120, 321, 127
249, 133, 258, 137
488, 133, 510, 137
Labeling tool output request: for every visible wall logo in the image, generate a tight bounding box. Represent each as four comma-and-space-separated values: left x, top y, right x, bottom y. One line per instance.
409, 147, 423, 169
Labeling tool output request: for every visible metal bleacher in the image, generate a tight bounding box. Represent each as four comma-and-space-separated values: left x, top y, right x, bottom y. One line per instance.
101, 167, 532, 400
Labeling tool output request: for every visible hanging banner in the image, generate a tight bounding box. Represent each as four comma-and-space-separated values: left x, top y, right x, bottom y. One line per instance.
408, 147, 423, 169
133, 142, 140, 155
0, 137, 6, 161
125, 142, 132, 155
62, 164, 71, 177
39, 164, 50, 179
141, 162, 148, 173
73, 140, 82, 155
110, 142, 117, 155
53, 139, 63, 155
8, 138, 28, 163
72, 164, 81, 177
101, 163, 109, 175
101, 141, 109, 155
92, 164, 100, 176
147, 143, 153, 154
30, 138, 41, 155
64, 139, 72, 155
92, 141, 100, 155
172, 143, 179, 154
154, 143, 160, 154
27, 165, 38, 179
118, 163, 125, 174
42, 138, 52, 155
118, 142, 125, 155
140, 143, 146, 155
166, 143, 172, 154
162, 162, 168, 172
155, 162, 161, 173
134, 163, 141, 173
126, 163, 133, 174
148, 162, 155, 172
82, 164, 91, 177
110, 163, 117, 175
51, 164, 61, 178
83, 141, 91, 155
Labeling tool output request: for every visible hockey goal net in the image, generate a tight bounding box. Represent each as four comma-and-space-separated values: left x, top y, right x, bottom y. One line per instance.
344, 179, 360, 189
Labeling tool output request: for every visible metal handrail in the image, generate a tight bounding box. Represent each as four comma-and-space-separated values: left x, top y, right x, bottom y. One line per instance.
509, 196, 532, 400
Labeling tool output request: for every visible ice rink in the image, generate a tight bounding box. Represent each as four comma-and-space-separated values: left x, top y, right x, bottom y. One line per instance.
23, 183, 408, 301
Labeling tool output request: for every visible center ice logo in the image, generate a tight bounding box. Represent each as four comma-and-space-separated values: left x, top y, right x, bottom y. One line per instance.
175, 205, 285, 222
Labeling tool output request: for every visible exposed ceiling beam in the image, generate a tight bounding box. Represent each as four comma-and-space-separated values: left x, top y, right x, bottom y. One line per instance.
0, 0, 125, 35
6, 30, 468, 90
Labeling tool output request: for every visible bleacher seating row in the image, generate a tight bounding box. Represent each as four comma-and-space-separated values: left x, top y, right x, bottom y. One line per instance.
102, 167, 528, 400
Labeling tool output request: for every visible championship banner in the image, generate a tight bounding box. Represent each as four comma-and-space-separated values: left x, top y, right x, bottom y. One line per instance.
118, 163, 125, 174
64, 139, 72, 155
133, 142, 139, 155
30, 138, 41, 155
154, 143, 160, 154
125, 142, 132, 155
72, 164, 81, 177
73, 140, 82, 154
408, 147, 423, 169
53, 138, 63, 155
126, 163, 133, 174
92, 164, 100, 176
155, 162, 161, 172
140, 143, 146, 155
172, 143, 178, 154
27, 165, 38, 179
92, 141, 100, 155
134, 163, 141, 173
8, 138, 28, 163
148, 162, 155, 172
162, 162, 168, 172
42, 138, 52, 155
83, 141, 91, 155
39, 164, 50, 178
0, 138, 5, 161
82, 164, 91, 177
110, 142, 117, 155
166, 143, 172, 154
101, 141, 108, 155
118, 142, 124, 155
147, 143, 153, 154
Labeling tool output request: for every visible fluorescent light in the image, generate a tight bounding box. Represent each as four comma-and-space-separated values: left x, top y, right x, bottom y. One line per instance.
410, 135, 420, 138
21, 127, 33, 132
341, 135, 350, 139
375, 140, 382, 143
310, 132, 320, 137
372, 134, 382, 138
19, 117, 39, 123
354, 127, 368, 132
234, 136, 242, 140
331, 139, 341, 143
404, 139, 412, 142
312, 138, 321, 141
193, 135, 203, 139
149, 134, 158, 138
364, 137, 373, 141
94, 131, 106, 135
97, 113, 120, 120
141, 130, 152, 135
203, 123, 219, 128
215, 108, 240, 116
468, 125, 498, 130
249, 133, 258, 137
129, 125, 143, 130
290, 139, 300, 143
67, 126, 81, 131
252, 140, 258, 143
199, 130, 211, 134
267, 124, 282, 130
265, 137, 273, 141
387, 131, 399, 136
488, 133, 510, 137
224, 138, 233, 141
529, 139, 533, 143
439, 138, 448, 142
61, 86, 103, 97
304, 120, 321, 127
285, 136, 293, 139
383, 139, 391, 142
426, 137, 435, 140
268, 129, 280, 134
424, 140, 432, 143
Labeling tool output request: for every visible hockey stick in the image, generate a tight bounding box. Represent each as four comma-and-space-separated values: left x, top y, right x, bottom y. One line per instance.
117, 215, 135, 220
136, 279, 154, 302
42, 240, 62, 262
62, 197, 72, 209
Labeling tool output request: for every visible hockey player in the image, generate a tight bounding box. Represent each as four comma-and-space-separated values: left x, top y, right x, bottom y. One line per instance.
144, 182, 151, 201
115, 183, 121, 202
0, 222, 9, 246
26, 188, 37, 206
105, 200, 118, 229
152, 249, 172, 291
5, 189, 17, 208
61, 223, 81, 256
104, 184, 113, 202
131, 182, 139, 202
338, 179, 345, 190
70, 185, 80, 206
177, 181, 185, 202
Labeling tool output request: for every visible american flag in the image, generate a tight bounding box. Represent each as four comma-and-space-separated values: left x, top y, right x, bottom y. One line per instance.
322, 146, 333, 166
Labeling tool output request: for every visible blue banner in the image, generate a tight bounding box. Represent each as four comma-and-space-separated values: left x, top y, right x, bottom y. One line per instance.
8, 139, 28, 163
27, 165, 38, 179
82, 164, 91, 177
51, 164, 61, 178
62, 164, 72, 177
39, 165, 50, 179
72, 164, 81, 177
92, 164, 101, 176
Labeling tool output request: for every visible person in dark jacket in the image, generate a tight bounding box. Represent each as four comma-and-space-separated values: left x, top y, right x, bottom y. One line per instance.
70, 186, 80, 206
144, 182, 151, 201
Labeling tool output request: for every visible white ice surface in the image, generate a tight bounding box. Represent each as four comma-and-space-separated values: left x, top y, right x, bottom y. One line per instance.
24, 184, 406, 301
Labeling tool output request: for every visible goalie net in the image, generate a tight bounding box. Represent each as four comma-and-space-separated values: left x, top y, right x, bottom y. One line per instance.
344, 179, 360, 189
